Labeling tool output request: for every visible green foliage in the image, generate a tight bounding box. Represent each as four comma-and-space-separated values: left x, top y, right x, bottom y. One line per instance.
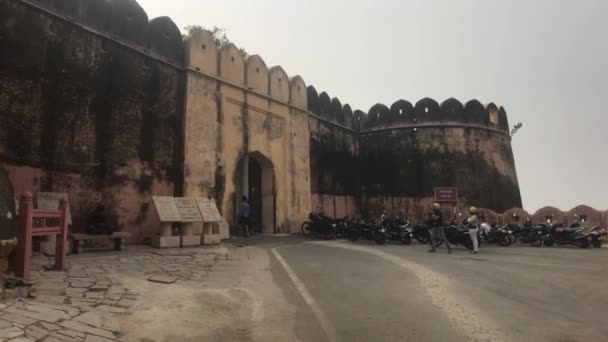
184, 25, 248, 57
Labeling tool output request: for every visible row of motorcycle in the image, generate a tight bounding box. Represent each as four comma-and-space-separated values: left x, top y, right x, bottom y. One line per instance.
300, 212, 607, 249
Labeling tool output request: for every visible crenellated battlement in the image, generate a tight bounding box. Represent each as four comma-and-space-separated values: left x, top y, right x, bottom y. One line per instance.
18, 0, 511, 136
306, 86, 358, 130
184, 29, 308, 109
307, 88, 510, 134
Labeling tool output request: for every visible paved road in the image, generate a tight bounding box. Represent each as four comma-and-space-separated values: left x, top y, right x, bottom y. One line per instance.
268, 238, 608, 342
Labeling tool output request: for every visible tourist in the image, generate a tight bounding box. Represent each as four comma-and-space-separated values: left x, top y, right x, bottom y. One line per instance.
428, 203, 451, 254
467, 206, 480, 254
86, 205, 113, 235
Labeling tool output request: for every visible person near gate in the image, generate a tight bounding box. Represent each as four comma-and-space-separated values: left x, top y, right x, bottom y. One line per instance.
428, 203, 451, 254
238, 196, 251, 237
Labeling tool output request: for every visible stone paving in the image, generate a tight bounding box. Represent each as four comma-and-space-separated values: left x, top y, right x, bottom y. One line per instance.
0, 246, 230, 342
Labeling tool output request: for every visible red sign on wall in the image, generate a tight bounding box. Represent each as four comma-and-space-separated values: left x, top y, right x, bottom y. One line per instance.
434, 187, 458, 202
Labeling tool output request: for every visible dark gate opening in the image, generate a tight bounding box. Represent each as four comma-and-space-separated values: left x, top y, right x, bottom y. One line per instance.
248, 157, 263, 234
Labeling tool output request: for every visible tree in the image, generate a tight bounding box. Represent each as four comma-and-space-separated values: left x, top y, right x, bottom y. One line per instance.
184, 25, 248, 58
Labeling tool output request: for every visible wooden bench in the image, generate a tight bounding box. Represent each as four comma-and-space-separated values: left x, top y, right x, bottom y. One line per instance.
68, 232, 131, 254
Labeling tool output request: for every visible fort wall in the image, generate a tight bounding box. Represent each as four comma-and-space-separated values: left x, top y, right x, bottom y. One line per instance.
0, 0, 183, 243
0, 0, 534, 240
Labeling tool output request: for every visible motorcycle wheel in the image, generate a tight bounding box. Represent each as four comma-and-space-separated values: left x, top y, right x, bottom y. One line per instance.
530, 237, 542, 248
508, 234, 517, 245
301, 222, 312, 235
374, 233, 386, 245
416, 235, 429, 244
498, 235, 511, 247
400, 235, 411, 245
593, 240, 602, 248
579, 240, 590, 249
347, 230, 360, 242
543, 239, 554, 247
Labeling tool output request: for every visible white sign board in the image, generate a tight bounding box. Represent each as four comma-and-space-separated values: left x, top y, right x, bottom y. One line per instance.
196, 198, 223, 223
152, 196, 181, 223
37, 192, 72, 225
175, 198, 202, 223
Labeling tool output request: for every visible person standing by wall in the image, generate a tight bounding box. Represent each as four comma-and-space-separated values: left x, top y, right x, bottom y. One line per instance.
467, 207, 480, 254
428, 203, 451, 254
238, 196, 251, 237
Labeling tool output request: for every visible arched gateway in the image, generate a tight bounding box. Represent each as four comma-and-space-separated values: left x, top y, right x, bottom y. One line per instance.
235, 152, 276, 234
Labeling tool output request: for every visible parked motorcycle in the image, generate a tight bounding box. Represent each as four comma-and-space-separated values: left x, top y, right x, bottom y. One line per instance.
347, 216, 387, 245
300, 212, 337, 239
512, 223, 546, 247
412, 223, 431, 244
481, 224, 512, 247
435, 219, 482, 250
543, 223, 603, 248
381, 215, 413, 245
333, 218, 351, 239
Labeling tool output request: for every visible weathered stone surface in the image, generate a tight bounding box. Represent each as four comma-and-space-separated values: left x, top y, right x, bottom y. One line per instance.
57, 329, 85, 338
39, 322, 61, 331
105, 294, 121, 301
37, 283, 67, 291
58, 321, 114, 339
84, 334, 115, 342
47, 331, 79, 342
0, 319, 12, 329
34, 295, 67, 305
5, 307, 70, 323
96, 306, 126, 314
89, 286, 108, 293
25, 324, 49, 340
84, 292, 104, 300
42, 336, 66, 342
74, 312, 119, 332
0, 326, 24, 338
70, 281, 93, 289
66, 288, 87, 294
147, 275, 177, 284
106, 286, 124, 295
116, 299, 137, 308
68, 269, 88, 278
23, 302, 80, 318
7, 337, 34, 342
2, 313, 37, 326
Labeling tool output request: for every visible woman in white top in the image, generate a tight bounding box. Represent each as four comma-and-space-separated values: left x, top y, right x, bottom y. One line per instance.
467, 207, 480, 254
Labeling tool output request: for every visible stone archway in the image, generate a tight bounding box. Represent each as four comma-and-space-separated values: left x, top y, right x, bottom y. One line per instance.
235, 152, 276, 234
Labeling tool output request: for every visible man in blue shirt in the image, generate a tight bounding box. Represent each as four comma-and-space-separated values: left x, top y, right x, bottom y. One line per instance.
238, 196, 251, 237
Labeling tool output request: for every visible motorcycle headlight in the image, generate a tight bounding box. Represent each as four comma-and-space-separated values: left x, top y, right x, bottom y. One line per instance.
332, 224, 336, 227
380, 228, 386, 232
508, 230, 512, 234
409, 234, 413, 237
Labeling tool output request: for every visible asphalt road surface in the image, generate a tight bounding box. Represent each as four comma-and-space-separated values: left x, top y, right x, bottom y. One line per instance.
263, 238, 608, 342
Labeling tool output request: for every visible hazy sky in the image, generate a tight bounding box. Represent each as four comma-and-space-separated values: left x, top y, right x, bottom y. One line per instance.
138, 0, 607, 212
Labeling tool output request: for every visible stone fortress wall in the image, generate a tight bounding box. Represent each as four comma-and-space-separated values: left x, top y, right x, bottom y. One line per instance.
1, 0, 604, 241
0, 0, 184, 243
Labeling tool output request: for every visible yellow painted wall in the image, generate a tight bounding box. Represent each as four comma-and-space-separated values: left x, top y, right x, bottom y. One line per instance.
183, 31, 312, 233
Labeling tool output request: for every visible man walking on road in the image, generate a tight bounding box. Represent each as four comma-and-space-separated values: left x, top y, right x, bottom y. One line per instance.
429, 203, 452, 253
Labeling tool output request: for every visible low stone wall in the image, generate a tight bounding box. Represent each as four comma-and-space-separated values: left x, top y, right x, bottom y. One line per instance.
478, 205, 607, 227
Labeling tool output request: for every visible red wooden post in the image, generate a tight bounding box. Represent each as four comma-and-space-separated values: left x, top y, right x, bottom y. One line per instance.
55, 198, 68, 270
15, 192, 33, 280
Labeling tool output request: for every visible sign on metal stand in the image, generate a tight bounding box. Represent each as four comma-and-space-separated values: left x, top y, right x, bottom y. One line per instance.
15, 192, 68, 281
